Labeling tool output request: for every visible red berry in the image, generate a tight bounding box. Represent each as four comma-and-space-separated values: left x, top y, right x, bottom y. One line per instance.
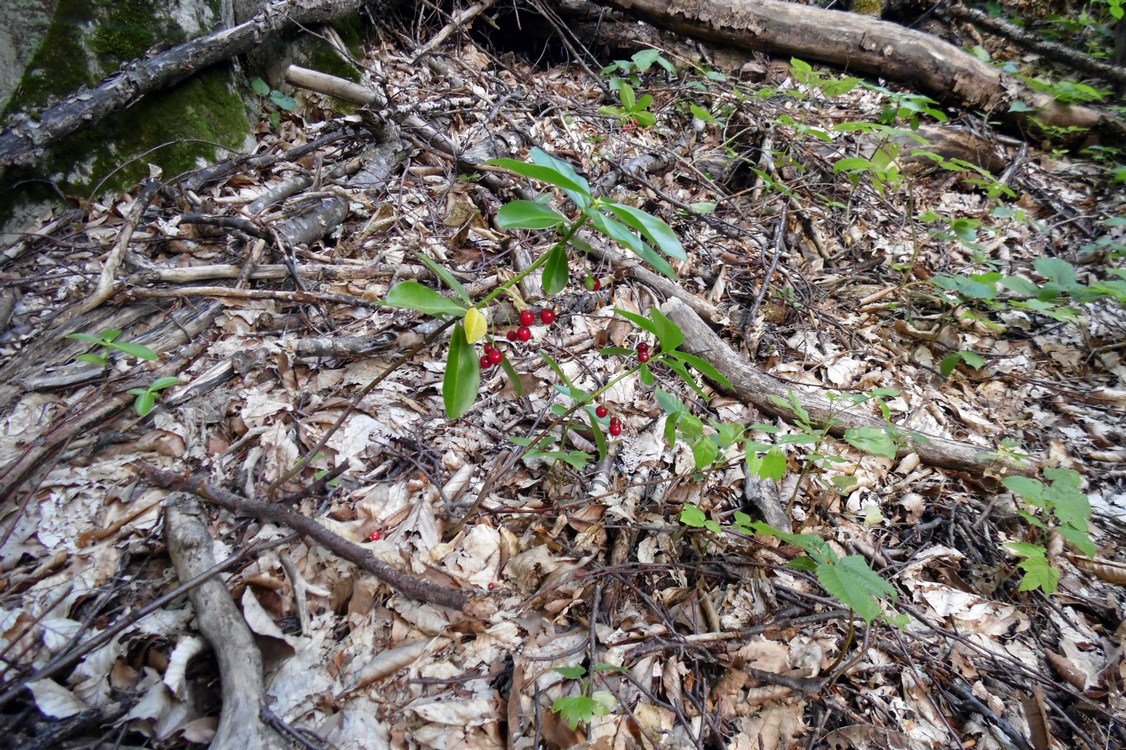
637, 341, 650, 353
488, 582, 496, 590
506, 330, 518, 341
609, 417, 623, 436
483, 342, 494, 353
517, 326, 532, 342
638, 350, 650, 363
520, 310, 535, 326
540, 309, 556, 325
592, 278, 602, 291
487, 348, 503, 365
596, 405, 609, 418
369, 530, 382, 541
480, 355, 491, 368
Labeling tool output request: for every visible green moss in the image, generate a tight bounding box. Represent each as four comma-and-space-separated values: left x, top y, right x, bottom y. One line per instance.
1, 66, 252, 228
9, 0, 97, 112
851, 0, 883, 16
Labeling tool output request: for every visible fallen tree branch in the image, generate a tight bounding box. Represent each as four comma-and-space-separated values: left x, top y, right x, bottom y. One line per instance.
942, 2, 1126, 88
601, 0, 1126, 141
659, 297, 1031, 477
0, 0, 370, 168
165, 493, 287, 750
146, 468, 477, 612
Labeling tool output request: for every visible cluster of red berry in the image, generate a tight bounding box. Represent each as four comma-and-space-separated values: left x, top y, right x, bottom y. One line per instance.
594, 405, 623, 435
636, 340, 651, 363
480, 308, 558, 370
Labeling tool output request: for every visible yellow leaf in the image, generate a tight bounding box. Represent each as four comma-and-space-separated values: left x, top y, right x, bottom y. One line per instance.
464, 307, 487, 343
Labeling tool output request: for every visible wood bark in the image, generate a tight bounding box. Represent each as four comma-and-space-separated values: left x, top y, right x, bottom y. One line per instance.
660, 297, 1031, 478
165, 494, 287, 750
601, 0, 1126, 140
0, 0, 368, 168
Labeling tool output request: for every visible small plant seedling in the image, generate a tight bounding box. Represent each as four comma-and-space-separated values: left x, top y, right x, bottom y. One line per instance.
67, 330, 158, 366
551, 664, 623, 730
127, 377, 181, 417
251, 78, 299, 128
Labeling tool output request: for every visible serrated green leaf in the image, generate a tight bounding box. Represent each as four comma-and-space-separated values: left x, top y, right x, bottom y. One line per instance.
816, 556, 896, 624
386, 281, 467, 316
680, 504, 709, 528
496, 200, 567, 230
443, 323, 480, 418
553, 662, 590, 680
1058, 525, 1097, 556
1015, 555, 1059, 594
603, 202, 686, 261
552, 695, 607, 730
939, 353, 961, 377
843, 427, 898, 459
692, 436, 718, 469
1003, 476, 1045, 504
542, 243, 570, 295
1034, 257, 1078, 288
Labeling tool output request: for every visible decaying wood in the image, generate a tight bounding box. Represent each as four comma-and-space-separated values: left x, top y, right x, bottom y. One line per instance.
0, 0, 370, 168
602, 0, 1126, 140
151, 471, 476, 612
659, 297, 1030, 477
165, 493, 287, 750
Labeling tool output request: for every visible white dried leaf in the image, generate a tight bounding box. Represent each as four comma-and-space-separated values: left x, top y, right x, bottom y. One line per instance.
28, 678, 89, 718
163, 636, 206, 699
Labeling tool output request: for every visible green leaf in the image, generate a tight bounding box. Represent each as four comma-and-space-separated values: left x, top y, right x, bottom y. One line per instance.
269, 90, 299, 111
816, 556, 897, 624
554, 665, 587, 679
692, 436, 718, 469
110, 341, 159, 361
1003, 476, 1045, 504
603, 201, 689, 260
552, 695, 608, 730
416, 253, 472, 305
662, 358, 708, 400
959, 351, 985, 370
758, 447, 787, 481
654, 388, 687, 415
148, 377, 181, 391
1013, 553, 1060, 594
76, 353, 107, 366
251, 78, 271, 96
680, 504, 710, 528
539, 352, 577, 390
592, 662, 628, 674
386, 281, 467, 317
843, 427, 898, 459
133, 392, 156, 417
496, 200, 567, 230
443, 322, 480, 418
939, 353, 961, 378
530, 147, 593, 208
631, 48, 661, 71
1034, 257, 1078, 288
500, 355, 523, 398
665, 350, 733, 390
487, 157, 591, 210
689, 103, 715, 122
541, 244, 570, 296
1058, 525, 1097, 556
616, 80, 637, 109
588, 212, 676, 278
647, 307, 685, 351
613, 308, 660, 338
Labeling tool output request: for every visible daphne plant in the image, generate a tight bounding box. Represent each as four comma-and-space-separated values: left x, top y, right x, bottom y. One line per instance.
384, 147, 688, 418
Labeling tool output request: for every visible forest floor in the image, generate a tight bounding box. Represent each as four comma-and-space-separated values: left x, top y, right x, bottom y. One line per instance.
0, 8, 1124, 750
